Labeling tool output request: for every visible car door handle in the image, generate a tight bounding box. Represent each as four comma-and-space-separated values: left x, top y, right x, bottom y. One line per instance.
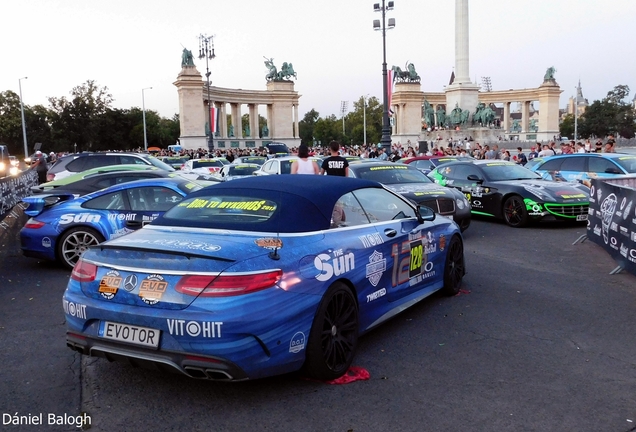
384, 228, 397, 237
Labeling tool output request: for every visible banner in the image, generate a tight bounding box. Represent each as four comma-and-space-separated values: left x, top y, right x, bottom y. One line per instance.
1, 170, 38, 218
587, 176, 636, 275
209, 107, 217, 133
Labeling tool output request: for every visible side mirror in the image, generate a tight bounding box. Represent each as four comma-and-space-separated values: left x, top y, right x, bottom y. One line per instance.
417, 205, 436, 223
467, 174, 484, 183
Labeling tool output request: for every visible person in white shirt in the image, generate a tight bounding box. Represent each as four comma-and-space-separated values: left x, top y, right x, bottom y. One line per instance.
537, 144, 554, 158
291, 144, 319, 174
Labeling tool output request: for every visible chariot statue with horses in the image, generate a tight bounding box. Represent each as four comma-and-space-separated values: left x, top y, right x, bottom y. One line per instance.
392, 62, 420, 83
264, 57, 297, 81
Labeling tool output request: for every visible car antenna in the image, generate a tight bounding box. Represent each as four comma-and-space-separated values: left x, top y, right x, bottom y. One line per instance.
268, 192, 281, 260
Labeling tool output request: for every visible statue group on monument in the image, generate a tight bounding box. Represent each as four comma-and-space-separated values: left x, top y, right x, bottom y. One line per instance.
392, 62, 420, 83
264, 57, 297, 81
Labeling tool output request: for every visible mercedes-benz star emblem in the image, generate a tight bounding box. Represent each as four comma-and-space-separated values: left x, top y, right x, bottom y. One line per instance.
123, 274, 138, 292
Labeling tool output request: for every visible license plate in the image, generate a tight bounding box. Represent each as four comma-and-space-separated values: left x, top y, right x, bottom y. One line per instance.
576, 214, 588, 221
100, 321, 160, 349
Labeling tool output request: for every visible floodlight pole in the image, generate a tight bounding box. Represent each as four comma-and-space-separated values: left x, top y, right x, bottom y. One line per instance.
142, 87, 152, 151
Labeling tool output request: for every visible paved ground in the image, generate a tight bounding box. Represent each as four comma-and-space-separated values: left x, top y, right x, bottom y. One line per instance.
1, 207, 636, 432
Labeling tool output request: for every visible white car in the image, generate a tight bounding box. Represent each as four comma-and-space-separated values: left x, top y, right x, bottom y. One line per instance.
219, 163, 261, 181
253, 156, 323, 175
181, 158, 228, 176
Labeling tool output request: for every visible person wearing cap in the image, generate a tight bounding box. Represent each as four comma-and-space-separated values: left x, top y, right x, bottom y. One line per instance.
528, 145, 539, 160
30, 150, 48, 184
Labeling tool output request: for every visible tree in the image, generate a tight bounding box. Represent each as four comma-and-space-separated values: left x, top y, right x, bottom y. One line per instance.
579, 85, 635, 138
298, 109, 320, 145
48, 80, 113, 152
0, 90, 24, 155
559, 114, 574, 139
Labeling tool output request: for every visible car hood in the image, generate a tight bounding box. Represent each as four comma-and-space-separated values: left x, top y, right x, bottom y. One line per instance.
492, 179, 589, 201
79, 227, 324, 310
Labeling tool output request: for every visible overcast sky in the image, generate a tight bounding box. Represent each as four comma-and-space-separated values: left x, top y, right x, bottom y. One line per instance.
2, 0, 635, 119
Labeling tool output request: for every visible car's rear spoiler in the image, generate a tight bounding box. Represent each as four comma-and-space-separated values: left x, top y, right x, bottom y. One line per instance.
22, 193, 76, 217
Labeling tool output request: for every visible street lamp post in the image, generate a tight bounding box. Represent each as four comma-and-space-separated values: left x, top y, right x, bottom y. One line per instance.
373, 1, 395, 153
18, 77, 28, 160
573, 85, 579, 143
198, 34, 216, 154
142, 87, 152, 152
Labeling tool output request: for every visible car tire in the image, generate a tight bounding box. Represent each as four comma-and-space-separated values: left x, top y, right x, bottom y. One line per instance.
458, 218, 471, 232
57, 227, 104, 270
440, 235, 465, 296
503, 195, 529, 228
304, 282, 358, 381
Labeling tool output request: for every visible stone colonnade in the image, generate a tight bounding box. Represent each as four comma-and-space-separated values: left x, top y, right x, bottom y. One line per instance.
174, 66, 301, 151
390, 80, 562, 144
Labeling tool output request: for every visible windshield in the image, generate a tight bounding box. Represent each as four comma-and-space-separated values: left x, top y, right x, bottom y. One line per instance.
193, 160, 224, 168
227, 165, 259, 176
354, 164, 433, 184
613, 156, 636, 173
481, 162, 541, 181
146, 156, 176, 172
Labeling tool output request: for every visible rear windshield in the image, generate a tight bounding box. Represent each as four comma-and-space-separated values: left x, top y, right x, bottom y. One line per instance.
161, 195, 278, 225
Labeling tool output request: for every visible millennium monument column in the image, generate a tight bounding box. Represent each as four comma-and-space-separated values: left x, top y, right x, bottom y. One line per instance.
445, 0, 480, 114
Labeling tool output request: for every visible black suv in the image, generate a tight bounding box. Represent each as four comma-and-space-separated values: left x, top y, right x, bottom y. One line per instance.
265, 142, 290, 159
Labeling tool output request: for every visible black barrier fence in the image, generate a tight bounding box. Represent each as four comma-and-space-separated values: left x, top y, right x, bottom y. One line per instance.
0, 170, 38, 219
587, 176, 636, 275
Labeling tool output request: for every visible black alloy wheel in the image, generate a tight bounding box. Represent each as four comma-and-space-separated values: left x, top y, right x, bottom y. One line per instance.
304, 282, 359, 381
441, 235, 465, 296
503, 195, 529, 228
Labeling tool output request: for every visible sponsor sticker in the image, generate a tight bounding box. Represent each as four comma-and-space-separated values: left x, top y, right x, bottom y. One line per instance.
139, 274, 168, 305
255, 237, 283, 249
366, 250, 386, 287
289, 332, 306, 353
42, 237, 51, 248
98, 270, 122, 300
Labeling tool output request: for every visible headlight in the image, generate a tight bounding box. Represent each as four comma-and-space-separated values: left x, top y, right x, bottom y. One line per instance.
0, 162, 5, 171
524, 185, 550, 201
456, 198, 465, 210
9, 166, 19, 176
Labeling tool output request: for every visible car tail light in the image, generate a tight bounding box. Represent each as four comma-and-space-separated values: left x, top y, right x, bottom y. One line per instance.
24, 218, 46, 229
71, 259, 97, 282
175, 270, 282, 297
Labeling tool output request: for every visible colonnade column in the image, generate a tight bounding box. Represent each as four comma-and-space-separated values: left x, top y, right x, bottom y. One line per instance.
503, 102, 510, 132
293, 104, 299, 139
521, 101, 530, 133
219, 103, 227, 138
248, 104, 259, 138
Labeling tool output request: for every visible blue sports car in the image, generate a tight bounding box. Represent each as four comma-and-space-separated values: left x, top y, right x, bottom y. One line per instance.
64, 175, 466, 381
21, 177, 204, 269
